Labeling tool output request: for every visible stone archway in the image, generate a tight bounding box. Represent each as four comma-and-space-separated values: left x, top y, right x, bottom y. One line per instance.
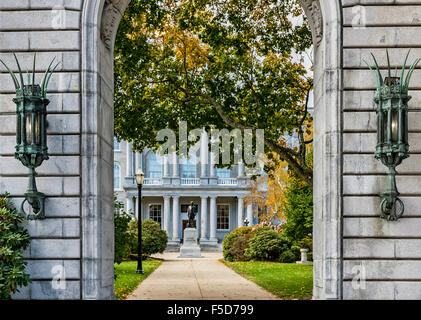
80, 0, 343, 300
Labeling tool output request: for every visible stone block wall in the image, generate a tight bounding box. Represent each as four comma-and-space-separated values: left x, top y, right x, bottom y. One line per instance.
342, 0, 421, 299
1, 0, 421, 300
0, 0, 84, 299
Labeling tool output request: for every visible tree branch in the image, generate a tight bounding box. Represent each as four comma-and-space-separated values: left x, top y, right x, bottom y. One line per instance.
163, 75, 313, 186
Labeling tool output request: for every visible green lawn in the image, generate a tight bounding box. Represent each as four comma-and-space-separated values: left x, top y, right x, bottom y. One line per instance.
222, 260, 313, 300
114, 259, 162, 300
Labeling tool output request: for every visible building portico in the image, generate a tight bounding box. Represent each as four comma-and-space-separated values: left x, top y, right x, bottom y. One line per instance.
122, 191, 253, 246
115, 141, 255, 247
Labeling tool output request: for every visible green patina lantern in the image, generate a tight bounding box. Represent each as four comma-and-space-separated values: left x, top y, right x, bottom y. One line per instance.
365, 50, 420, 221
0, 54, 59, 220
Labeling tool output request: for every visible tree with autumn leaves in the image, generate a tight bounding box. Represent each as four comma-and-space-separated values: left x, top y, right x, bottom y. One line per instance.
244, 157, 289, 224
114, 0, 314, 246
114, 0, 314, 185
245, 126, 313, 243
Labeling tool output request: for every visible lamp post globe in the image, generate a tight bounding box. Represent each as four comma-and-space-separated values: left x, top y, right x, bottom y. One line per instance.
135, 169, 145, 185
135, 169, 145, 274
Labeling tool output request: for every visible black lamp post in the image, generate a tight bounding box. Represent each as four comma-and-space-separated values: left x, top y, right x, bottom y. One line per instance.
135, 169, 145, 274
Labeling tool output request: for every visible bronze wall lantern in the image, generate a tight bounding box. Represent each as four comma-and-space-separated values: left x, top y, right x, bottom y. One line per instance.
0, 54, 59, 219
365, 50, 420, 221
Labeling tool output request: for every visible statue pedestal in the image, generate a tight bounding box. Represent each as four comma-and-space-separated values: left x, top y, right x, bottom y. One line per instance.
296, 248, 312, 264
178, 228, 202, 258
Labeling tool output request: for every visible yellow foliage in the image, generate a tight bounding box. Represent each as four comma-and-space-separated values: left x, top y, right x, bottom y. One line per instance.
126, 13, 210, 72
245, 154, 289, 223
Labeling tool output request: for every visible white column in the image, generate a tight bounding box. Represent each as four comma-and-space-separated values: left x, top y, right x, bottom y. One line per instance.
172, 196, 180, 241
238, 160, 244, 177
210, 151, 215, 177
200, 129, 209, 177
209, 196, 217, 241
126, 142, 133, 177
126, 196, 134, 215
172, 152, 179, 177
163, 154, 170, 177
200, 196, 208, 240
163, 196, 171, 235
247, 203, 253, 226
135, 197, 144, 220
134, 196, 138, 219
237, 196, 244, 228
135, 152, 142, 171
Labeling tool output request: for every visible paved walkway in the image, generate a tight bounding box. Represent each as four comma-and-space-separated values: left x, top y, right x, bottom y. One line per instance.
126, 252, 279, 300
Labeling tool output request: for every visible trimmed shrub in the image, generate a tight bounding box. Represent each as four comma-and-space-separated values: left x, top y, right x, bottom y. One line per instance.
278, 250, 296, 263
254, 221, 284, 233
114, 208, 133, 264
290, 245, 301, 261
244, 227, 289, 261
222, 226, 253, 262
129, 219, 168, 256
229, 234, 253, 261
143, 219, 168, 255
0, 193, 31, 300
127, 218, 139, 259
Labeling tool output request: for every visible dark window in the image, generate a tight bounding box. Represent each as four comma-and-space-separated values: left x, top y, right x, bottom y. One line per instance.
181, 204, 198, 213
217, 204, 229, 230
149, 204, 162, 226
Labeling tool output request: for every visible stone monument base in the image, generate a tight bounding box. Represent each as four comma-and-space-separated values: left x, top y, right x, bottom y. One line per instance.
296, 248, 312, 264
178, 228, 203, 258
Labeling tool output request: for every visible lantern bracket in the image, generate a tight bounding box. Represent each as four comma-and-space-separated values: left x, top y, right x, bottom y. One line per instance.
0, 53, 58, 220
380, 167, 404, 221
364, 50, 419, 221
20, 167, 46, 220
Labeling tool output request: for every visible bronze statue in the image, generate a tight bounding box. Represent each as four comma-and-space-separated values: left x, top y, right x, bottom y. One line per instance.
187, 201, 197, 228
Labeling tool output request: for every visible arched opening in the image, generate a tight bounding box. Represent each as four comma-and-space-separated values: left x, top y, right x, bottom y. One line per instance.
81, 0, 343, 300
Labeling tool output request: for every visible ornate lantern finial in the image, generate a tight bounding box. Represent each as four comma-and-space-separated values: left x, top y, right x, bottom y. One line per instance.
0, 53, 59, 220
364, 50, 420, 221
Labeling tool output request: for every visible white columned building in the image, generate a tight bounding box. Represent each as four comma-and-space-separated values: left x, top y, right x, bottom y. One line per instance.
114, 140, 254, 248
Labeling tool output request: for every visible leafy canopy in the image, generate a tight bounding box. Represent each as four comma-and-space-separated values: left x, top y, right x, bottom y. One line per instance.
114, 0, 313, 184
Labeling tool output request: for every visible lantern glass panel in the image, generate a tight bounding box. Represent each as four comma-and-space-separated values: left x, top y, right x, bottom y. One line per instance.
391, 110, 399, 143
34, 113, 41, 145
25, 113, 31, 144
377, 111, 382, 145
404, 110, 408, 144
17, 113, 21, 145
382, 110, 388, 144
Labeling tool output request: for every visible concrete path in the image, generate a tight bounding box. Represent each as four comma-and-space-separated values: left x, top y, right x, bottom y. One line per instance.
126, 252, 279, 300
